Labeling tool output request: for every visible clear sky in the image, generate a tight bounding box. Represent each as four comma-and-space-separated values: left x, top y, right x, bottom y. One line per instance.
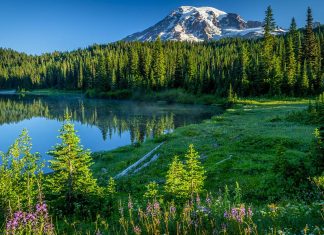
0, 0, 323, 55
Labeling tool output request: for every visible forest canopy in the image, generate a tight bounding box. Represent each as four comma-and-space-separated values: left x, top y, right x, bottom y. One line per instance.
0, 8, 323, 97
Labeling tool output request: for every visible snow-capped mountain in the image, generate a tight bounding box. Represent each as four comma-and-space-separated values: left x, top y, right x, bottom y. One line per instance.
123, 6, 285, 42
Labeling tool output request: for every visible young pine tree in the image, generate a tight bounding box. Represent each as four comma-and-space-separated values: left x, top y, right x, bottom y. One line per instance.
46, 115, 98, 214
144, 181, 160, 200
164, 156, 189, 199
107, 177, 117, 195
185, 144, 206, 196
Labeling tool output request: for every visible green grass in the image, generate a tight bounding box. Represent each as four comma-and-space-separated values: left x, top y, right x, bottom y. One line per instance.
92, 100, 317, 203
18, 89, 83, 96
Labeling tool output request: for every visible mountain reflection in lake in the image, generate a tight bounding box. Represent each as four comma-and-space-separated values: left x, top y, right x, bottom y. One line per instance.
0, 94, 222, 160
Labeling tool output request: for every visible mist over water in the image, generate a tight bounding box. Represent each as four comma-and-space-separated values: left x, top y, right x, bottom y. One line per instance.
0, 94, 223, 162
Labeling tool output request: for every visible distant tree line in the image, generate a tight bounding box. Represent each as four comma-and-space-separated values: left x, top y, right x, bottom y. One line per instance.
0, 7, 323, 96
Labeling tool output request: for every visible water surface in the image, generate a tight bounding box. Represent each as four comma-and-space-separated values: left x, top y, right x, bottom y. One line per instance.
0, 94, 222, 162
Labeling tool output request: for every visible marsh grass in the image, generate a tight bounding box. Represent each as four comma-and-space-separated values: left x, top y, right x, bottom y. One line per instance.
93, 100, 317, 202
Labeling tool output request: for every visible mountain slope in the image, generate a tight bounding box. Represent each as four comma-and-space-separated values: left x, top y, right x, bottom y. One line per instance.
123, 6, 285, 42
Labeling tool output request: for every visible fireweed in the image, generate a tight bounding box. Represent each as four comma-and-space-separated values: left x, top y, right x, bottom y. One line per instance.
6, 202, 54, 235
115, 195, 259, 235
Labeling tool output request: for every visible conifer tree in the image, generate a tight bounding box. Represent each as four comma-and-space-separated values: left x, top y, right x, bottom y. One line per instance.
107, 177, 116, 195
144, 181, 160, 200
264, 6, 276, 38
46, 114, 97, 213
164, 156, 189, 199
285, 36, 297, 94
152, 38, 166, 89
261, 5, 276, 93
301, 61, 310, 95
289, 17, 302, 65
239, 44, 249, 95
174, 52, 184, 88
96, 55, 108, 91
185, 144, 206, 196
77, 60, 84, 89
186, 53, 196, 92
304, 7, 318, 70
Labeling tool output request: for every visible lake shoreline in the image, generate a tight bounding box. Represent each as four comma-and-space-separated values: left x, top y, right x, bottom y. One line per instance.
91, 98, 314, 203
11, 88, 314, 106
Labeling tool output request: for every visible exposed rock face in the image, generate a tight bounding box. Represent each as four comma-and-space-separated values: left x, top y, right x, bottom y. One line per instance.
123, 6, 285, 42
247, 20, 263, 28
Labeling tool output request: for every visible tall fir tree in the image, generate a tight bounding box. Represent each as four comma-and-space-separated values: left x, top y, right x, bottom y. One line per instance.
284, 36, 297, 94
261, 5, 276, 93
304, 7, 319, 76
152, 38, 166, 89
303, 7, 320, 92
96, 55, 109, 91
301, 60, 310, 95
263, 6, 276, 38
46, 115, 98, 214
239, 43, 249, 96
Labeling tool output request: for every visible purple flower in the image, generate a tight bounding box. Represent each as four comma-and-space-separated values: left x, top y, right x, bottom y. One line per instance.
170, 206, 176, 214
240, 206, 246, 216
133, 225, 142, 235
153, 201, 160, 211
146, 202, 152, 214
128, 199, 133, 210
221, 223, 227, 231
224, 211, 228, 218
247, 207, 253, 217
26, 213, 36, 222
6, 202, 53, 234
36, 203, 47, 213
205, 196, 211, 205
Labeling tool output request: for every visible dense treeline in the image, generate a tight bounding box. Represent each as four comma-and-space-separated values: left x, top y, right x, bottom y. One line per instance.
0, 8, 323, 97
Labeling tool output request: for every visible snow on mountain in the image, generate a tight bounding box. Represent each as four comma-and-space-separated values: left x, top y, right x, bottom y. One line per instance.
123, 6, 285, 42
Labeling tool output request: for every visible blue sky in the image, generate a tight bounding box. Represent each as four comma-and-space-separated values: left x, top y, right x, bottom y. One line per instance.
0, 0, 323, 55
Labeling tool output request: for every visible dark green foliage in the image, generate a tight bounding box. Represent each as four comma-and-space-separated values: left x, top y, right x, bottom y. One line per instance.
286, 92, 324, 124
311, 128, 324, 175
46, 114, 99, 215
271, 145, 312, 199
264, 6, 276, 37
0, 8, 323, 98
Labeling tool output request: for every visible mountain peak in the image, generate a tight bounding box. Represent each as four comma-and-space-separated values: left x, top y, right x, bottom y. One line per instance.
176, 6, 227, 16
123, 6, 283, 42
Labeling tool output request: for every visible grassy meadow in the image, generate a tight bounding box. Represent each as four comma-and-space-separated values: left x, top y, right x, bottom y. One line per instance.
1, 97, 323, 234
92, 99, 317, 202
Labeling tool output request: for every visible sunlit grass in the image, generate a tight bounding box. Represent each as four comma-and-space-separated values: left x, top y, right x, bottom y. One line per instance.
92, 100, 316, 202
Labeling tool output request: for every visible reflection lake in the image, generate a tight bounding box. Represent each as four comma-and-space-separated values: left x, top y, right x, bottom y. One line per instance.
0, 94, 223, 162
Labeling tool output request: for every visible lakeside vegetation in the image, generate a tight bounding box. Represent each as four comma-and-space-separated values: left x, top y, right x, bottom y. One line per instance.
0, 94, 323, 234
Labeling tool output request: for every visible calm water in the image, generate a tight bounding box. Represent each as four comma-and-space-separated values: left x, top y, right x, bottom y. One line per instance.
0, 94, 222, 162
